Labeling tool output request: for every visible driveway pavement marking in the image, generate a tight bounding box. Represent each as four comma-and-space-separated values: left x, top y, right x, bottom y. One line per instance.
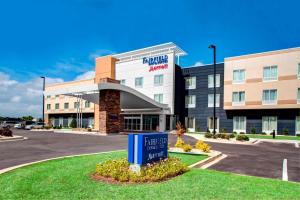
282, 159, 288, 181
200, 154, 227, 169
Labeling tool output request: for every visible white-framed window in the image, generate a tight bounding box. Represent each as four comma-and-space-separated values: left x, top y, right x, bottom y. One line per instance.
298, 88, 300, 104
47, 104, 51, 110
154, 74, 163, 86
85, 101, 90, 108
208, 74, 220, 88
135, 77, 143, 88
262, 116, 277, 134
74, 102, 79, 109
208, 94, 220, 107
64, 103, 69, 109
154, 94, 163, 103
185, 117, 195, 132
185, 77, 196, 89
46, 95, 51, 99
263, 66, 278, 81
233, 69, 245, 83
55, 103, 59, 110
120, 79, 126, 85
185, 95, 196, 108
207, 117, 219, 133
233, 116, 246, 133
296, 116, 300, 134
262, 89, 277, 105
232, 91, 245, 106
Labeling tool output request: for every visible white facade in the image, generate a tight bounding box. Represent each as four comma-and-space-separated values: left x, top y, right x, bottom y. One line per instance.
115, 52, 176, 114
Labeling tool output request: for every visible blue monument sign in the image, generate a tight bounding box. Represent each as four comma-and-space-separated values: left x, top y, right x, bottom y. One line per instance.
128, 133, 168, 167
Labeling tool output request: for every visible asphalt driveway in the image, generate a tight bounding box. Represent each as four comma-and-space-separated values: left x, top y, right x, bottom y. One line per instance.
1, 129, 299, 182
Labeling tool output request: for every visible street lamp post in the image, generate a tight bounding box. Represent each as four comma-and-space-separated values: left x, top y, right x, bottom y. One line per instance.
40, 76, 45, 125
208, 45, 216, 135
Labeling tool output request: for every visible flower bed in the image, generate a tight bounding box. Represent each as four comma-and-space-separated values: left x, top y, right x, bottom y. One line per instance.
93, 157, 189, 184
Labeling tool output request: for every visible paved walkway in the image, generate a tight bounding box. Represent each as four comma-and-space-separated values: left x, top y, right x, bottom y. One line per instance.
1, 130, 299, 182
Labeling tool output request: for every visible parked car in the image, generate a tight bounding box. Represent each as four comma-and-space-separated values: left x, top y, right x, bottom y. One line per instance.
25, 124, 35, 130
25, 122, 45, 130
14, 123, 23, 129
0, 121, 18, 129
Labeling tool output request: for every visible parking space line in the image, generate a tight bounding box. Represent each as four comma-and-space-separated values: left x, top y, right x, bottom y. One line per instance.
282, 159, 288, 181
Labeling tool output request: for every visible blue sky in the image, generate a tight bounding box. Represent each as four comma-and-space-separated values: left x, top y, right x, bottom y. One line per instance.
0, 0, 300, 117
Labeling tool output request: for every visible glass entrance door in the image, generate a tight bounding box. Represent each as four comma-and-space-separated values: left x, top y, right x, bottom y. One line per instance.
143, 115, 159, 131
124, 115, 141, 131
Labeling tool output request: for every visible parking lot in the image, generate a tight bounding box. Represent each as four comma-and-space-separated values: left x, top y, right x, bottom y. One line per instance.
1, 129, 299, 182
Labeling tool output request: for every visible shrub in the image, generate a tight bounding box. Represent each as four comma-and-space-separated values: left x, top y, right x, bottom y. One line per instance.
224, 134, 231, 140
182, 144, 192, 152
239, 132, 245, 134
176, 122, 185, 137
204, 132, 212, 138
236, 135, 249, 141
283, 128, 289, 135
233, 131, 237, 135
87, 128, 92, 132
250, 128, 257, 134
229, 134, 235, 138
69, 118, 77, 128
95, 157, 189, 183
175, 137, 185, 148
196, 128, 201, 132
195, 140, 211, 153
206, 128, 210, 133
261, 132, 267, 135
0, 128, 13, 137
44, 125, 52, 130
296, 133, 300, 137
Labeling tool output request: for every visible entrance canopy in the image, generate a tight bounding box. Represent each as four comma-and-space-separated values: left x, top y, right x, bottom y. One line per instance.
44, 82, 170, 112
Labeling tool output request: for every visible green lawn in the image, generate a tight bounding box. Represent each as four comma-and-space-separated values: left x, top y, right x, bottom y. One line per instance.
1, 151, 299, 200
247, 134, 300, 141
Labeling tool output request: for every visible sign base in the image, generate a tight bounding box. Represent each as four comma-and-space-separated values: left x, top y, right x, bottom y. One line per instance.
129, 164, 141, 173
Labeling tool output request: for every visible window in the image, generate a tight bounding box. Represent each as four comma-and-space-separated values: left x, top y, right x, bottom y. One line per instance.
233, 116, 246, 133
135, 77, 143, 88
185, 77, 196, 89
74, 102, 79, 109
154, 74, 163, 86
296, 116, 300, 133
298, 64, 300, 79
208, 94, 220, 107
55, 103, 59, 110
208, 117, 219, 132
47, 104, 51, 110
154, 94, 163, 103
120, 79, 126, 85
263, 66, 278, 81
262, 89, 277, 104
208, 74, 220, 88
233, 69, 245, 83
55, 95, 59, 98
298, 88, 300, 104
232, 91, 245, 105
46, 95, 51, 99
185, 117, 195, 132
262, 116, 277, 134
64, 103, 69, 109
185, 95, 196, 108
85, 101, 90, 108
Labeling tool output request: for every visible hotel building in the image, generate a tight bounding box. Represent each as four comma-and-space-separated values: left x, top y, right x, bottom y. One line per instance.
44, 43, 300, 135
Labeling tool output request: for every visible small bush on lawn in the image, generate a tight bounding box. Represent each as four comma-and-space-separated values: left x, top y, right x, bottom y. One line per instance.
0, 128, 13, 137
236, 135, 249, 141
250, 128, 257, 134
195, 140, 211, 153
205, 132, 212, 138
283, 128, 289, 135
175, 137, 185, 148
296, 133, 300, 137
261, 132, 267, 135
182, 144, 192, 152
95, 157, 189, 183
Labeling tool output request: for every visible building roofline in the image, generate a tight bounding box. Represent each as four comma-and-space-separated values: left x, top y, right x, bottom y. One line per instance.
182, 62, 224, 69
46, 78, 94, 88
225, 46, 300, 61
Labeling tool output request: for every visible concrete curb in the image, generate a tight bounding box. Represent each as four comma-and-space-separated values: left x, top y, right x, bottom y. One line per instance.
0, 135, 27, 142
0, 149, 125, 175
186, 133, 254, 145
188, 151, 223, 168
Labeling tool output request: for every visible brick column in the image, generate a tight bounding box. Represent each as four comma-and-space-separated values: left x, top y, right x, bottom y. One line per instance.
98, 90, 121, 134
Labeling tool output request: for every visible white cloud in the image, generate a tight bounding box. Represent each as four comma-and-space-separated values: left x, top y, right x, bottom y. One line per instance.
89, 49, 115, 60
0, 72, 63, 118
194, 61, 205, 66
75, 71, 95, 80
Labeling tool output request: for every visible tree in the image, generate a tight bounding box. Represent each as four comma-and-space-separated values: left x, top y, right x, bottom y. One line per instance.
21, 116, 34, 121
69, 118, 77, 128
